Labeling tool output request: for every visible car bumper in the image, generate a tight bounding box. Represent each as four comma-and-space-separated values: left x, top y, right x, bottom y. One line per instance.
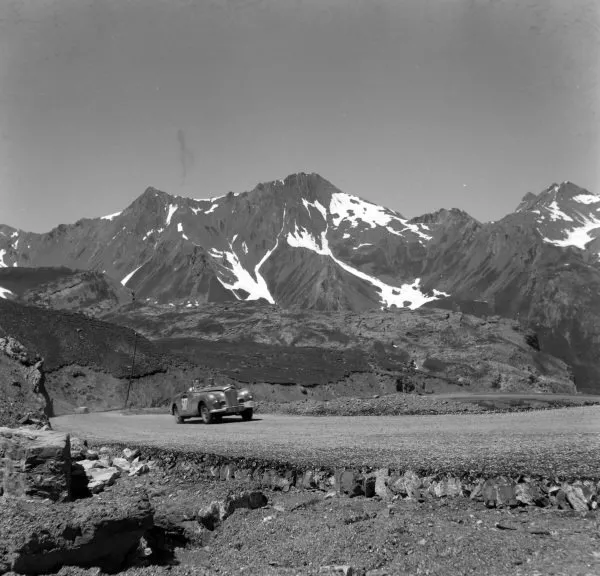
209, 401, 255, 414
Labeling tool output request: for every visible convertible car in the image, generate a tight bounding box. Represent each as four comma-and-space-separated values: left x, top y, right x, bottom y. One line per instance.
171, 382, 255, 424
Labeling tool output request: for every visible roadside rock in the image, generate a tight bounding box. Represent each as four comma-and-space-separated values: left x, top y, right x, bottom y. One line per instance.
0, 427, 70, 501
564, 485, 590, 512
112, 457, 131, 471
335, 470, 363, 497
129, 462, 150, 477
197, 491, 268, 530
373, 469, 393, 501
86, 467, 120, 493
429, 477, 463, 498
77, 459, 106, 471
123, 448, 140, 461
390, 470, 422, 499
482, 477, 518, 508
0, 485, 153, 574
515, 481, 548, 507
69, 437, 88, 461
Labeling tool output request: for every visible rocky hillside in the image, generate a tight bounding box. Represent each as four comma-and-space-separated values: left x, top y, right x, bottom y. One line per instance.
0, 267, 133, 314
103, 300, 576, 396
1, 174, 599, 391
0, 336, 51, 428
0, 299, 217, 415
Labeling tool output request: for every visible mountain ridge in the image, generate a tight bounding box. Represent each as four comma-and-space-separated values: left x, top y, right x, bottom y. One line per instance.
2, 173, 600, 391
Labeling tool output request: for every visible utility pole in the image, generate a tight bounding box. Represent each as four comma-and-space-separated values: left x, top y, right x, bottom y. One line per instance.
124, 331, 138, 409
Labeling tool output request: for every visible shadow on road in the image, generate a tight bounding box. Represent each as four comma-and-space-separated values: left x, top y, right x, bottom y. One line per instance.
181, 418, 263, 425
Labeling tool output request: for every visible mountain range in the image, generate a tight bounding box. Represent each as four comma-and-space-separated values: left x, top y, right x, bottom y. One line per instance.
1, 173, 599, 392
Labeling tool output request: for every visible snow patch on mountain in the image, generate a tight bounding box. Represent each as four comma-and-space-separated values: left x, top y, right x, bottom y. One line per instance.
354, 243, 372, 249
0, 286, 14, 299
207, 208, 288, 304
330, 192, 399, 228
208, 246, 274, 304
546, 201, 574, 222
177, 223, 189, 240
193, 195, 223, 202
0, 249, 7, 268
573, 194, 600, 205
143, 229, 155, 241
101, 211, 122, 221
287, 223, 329, 255
121, 263, 145, 286
543, 213, 600, 250
205, 203, 218, 215
286, 210, 447, 309
394, 222, 432, 242
166, 204, 178, 226
332, 258, 447, 310
329, 192, 431, 242
10, 231, 18, 238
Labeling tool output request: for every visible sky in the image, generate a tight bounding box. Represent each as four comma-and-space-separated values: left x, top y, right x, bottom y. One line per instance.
1, 0, 598, 233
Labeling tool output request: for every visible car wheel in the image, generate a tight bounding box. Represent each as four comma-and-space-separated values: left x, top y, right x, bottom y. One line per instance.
200, 404, 214, 424
173, 406, 184, 424
241, 408, 253, 421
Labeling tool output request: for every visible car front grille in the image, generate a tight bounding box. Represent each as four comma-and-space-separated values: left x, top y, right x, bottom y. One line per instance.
224, 388, 238, 407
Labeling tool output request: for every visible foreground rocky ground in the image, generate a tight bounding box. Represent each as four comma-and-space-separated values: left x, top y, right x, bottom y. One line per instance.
50, 477, 600, 576
2, 436, 599, 576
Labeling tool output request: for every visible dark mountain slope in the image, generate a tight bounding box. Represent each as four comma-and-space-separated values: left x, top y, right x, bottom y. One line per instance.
0, 267, 133, 314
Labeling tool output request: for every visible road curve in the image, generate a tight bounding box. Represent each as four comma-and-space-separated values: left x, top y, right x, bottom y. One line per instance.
52, 407, 600, 478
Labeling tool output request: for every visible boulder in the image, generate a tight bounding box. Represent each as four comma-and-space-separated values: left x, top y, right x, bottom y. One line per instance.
482, 477, 518, 508
0, 427, 71, 502
335, 470, 363, 497
429, 477, 463, 498
0, 485, 153, 574
390, 470, 421, 499
515, 481, 548, 507
86, 467, 121, 493
123, 448, 140, 461
69, 437, 88, 461
78, 459, 107, 471
564, 485, 590, 512
129, 463, 149, 477
373, 469, 393, 501
112, 457, 132, 471
197, 491, 268, 530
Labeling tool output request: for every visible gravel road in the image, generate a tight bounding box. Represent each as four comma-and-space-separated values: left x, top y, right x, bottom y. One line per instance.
52, 406, 600, 478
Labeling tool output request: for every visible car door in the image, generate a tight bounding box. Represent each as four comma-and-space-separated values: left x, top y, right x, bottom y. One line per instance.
179, 393, 190, 416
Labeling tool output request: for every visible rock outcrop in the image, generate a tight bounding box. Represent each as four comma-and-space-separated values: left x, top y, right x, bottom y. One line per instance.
0, 337, 52, 428
0, 427, 70, 501
0, 484, 153, 575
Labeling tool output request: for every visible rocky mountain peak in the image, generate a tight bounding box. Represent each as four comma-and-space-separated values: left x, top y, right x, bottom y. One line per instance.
411, 207, 480, 228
